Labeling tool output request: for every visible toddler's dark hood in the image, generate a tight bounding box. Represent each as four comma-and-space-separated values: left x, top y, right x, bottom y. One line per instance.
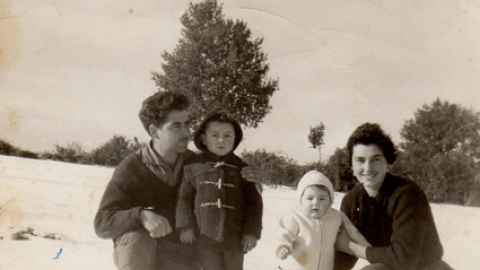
193, 108, 243, 154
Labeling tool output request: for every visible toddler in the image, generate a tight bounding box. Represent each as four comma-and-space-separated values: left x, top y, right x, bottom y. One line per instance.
176, 108, 263, 270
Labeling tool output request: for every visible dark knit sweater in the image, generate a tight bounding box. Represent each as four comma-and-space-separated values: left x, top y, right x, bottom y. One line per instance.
94, 153, 190, 242
334, 173, 444, 270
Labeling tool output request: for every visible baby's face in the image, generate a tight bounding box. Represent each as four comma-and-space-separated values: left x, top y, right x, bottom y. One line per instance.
300, 186, 331, 219
201, 121, 235, 156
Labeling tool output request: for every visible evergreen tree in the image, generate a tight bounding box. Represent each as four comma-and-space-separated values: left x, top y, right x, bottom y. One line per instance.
152, 0, 279, 129
399, 98, 480, 204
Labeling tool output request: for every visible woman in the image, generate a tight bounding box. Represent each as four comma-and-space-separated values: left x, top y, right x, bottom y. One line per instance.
334, 123, 453, 270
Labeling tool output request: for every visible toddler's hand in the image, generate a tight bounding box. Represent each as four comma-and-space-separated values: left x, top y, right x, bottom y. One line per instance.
180, 228, 195, 244
276, 246, 291, 260
242, 234, 257, 252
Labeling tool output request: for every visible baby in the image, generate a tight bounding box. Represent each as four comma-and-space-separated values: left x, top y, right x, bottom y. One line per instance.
276, 170, 369, 270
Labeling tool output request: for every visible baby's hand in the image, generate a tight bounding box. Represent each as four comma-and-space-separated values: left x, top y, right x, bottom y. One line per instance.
180, 228, 195, 244
276, 246, 291, 260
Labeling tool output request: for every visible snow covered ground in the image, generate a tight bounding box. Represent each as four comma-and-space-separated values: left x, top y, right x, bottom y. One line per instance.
0, 155, 478, 269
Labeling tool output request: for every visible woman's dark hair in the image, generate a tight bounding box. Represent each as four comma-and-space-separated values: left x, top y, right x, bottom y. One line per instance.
347, 123, 397, 165
138, 91, 190, 132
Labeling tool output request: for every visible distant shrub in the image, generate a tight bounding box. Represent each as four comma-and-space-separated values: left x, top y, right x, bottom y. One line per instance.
17, 150, 39, 159
90, 135, 143, 167
0, 139, 17, 155
39, 152, 62, 161
0, 139, 38, 159
40, 142, 88, 164
241, 149, 306, 188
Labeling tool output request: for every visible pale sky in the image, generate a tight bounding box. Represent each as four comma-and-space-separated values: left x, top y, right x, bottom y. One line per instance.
1, 0, 480, 164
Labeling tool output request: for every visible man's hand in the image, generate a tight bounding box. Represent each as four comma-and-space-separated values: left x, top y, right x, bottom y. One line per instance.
276, 245, 291, 260
242, 234, 257, 252
241, 165, 263, 183
180, 228, 195, 244
139, 210, 172, 238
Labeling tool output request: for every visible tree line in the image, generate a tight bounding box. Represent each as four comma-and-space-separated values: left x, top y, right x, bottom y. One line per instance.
1, 98, 479, 206
0, 135, 143, 167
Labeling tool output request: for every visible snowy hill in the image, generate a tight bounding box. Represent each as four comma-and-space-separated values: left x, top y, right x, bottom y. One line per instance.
0, 155, 478, 269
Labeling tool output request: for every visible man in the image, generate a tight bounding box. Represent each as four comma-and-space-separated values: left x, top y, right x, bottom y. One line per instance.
94, 91, 261, 270
334, 123, 453, 270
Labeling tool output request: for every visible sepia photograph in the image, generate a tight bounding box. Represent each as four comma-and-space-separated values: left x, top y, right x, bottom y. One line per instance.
1, 0, 479, 269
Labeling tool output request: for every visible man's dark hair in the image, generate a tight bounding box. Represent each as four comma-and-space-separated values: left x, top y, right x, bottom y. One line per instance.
347, 123, 397, 165
138, 91, 190, 132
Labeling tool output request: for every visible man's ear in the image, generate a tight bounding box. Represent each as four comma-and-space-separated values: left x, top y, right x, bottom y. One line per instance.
149, 124, 158, 139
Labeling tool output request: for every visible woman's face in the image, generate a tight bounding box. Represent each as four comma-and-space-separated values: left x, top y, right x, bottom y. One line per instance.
351, 144, 389, 193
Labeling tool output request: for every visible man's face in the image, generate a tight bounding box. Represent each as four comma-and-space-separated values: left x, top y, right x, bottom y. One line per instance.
153, 110, 191, 155
201, 121, 235, 156
300, 186, 332, 219
351, 144, 388, 192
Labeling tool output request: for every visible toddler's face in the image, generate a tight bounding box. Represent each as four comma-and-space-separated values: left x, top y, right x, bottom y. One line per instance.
201, 121, 235, 156
300, 186, 331, 219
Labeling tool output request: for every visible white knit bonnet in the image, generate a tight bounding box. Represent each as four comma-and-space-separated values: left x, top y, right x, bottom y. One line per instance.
296, 170, 334, 202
